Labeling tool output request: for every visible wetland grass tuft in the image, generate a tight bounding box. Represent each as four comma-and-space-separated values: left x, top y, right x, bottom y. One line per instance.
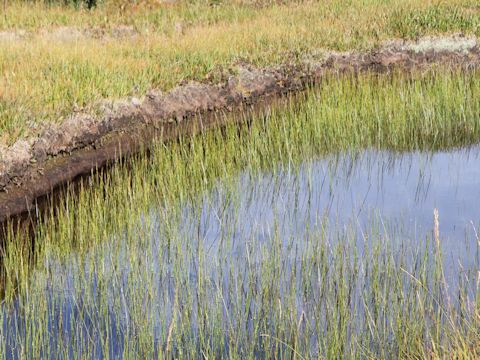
1, 69, 480, 358
1, 0, 479, 144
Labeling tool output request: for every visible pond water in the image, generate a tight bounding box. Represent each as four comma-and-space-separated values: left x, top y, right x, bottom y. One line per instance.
2, 145, 480, 358
183, 147, 480, 274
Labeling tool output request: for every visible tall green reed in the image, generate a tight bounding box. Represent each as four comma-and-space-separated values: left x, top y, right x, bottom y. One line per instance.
0, 69, 479, 358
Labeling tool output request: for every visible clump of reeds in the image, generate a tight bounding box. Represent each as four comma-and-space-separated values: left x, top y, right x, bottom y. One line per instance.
0, 69, 479, 358
1, 0, 479, 144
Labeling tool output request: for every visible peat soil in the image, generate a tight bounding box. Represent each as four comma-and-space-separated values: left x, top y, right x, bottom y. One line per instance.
1, 35, 479, 226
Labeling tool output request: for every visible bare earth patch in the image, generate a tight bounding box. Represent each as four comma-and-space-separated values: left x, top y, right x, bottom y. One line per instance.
385, 34, 477, 54
0, 35, 479, 222
0, 25, 139, 43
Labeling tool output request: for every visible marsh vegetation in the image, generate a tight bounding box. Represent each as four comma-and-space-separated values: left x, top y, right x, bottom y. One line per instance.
1, 70, 479, 358
1, 0, 480, 144
1, 1, 480, 358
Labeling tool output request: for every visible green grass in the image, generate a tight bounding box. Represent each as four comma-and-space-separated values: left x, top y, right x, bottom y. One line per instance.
1, 70, 479, 358
0, 0, 479, 143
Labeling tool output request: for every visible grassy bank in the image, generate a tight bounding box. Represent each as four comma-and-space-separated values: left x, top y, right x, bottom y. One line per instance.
1, 70, 479, 358
0, 0, 479, 144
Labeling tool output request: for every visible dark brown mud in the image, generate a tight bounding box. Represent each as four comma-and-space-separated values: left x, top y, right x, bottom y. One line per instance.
1, 35, 479, 226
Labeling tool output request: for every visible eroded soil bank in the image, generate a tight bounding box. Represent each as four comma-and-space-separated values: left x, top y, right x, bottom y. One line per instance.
1, 35, 479, 224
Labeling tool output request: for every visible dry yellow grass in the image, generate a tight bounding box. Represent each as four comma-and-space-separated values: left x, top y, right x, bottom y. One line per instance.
0, 0, 479, 144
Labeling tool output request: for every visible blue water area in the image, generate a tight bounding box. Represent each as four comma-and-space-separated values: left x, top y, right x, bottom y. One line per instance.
2, 145, 480, 358
183, 147, 480, 272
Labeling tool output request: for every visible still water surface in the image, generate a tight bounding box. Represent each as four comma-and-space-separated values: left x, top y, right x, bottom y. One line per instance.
3, 145, 480, 357
181, 147, 480, 273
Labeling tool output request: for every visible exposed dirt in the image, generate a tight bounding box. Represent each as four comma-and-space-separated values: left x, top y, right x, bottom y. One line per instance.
0, 29, 28, 42
0, 25, 139, 43
1, 35, 479, 224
